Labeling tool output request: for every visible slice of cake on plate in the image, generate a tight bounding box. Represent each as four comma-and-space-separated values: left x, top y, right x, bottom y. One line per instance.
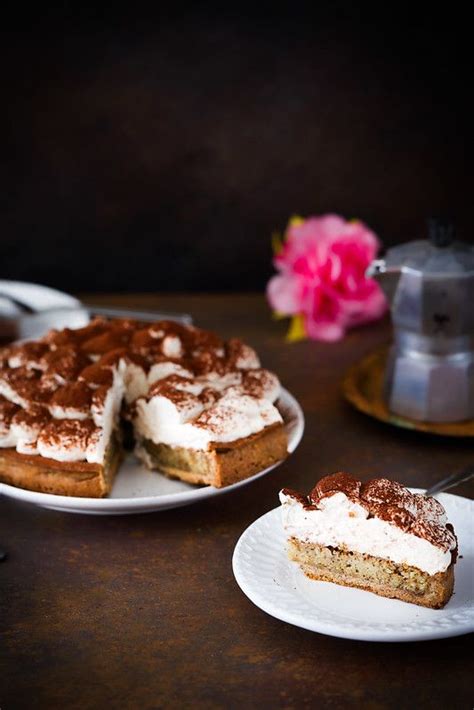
279, 473, 457, 608
0, 319, 287, 496
133, 367, 287, 487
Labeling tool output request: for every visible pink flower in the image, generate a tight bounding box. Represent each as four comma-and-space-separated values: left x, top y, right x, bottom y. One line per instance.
267, 214, 387, 342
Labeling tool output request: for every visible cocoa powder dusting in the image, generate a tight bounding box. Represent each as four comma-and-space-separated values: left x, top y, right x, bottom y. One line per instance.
289, 473, 457, 552
11, 407, 51, 429
50, 382, 92, 410
310, 472, 361, 504
0, 318, 275, 460
0, 396, 20, 424
40, 347, 91, 381
6, 341, 49, 367
79, 363, 114, 387
38, 418, 96, 449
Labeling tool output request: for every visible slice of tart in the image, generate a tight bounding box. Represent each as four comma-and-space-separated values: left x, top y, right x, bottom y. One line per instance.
133, 368, 287, 487
279, 473, 457, 609
136, 425, 287, 488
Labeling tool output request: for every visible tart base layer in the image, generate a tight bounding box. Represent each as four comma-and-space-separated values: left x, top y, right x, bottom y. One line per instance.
0, 433, 123, 498
287, 538, 454, 609
140, 423, 288, 487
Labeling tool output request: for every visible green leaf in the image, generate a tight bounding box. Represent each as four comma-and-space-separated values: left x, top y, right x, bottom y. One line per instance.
288, 215, 305, 229
271, 231, 283, 256
286, 314, 307, 343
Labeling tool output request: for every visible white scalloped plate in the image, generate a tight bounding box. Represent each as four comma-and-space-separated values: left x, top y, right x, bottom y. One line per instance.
233, 490, 474, 642
0, 388, 304, 515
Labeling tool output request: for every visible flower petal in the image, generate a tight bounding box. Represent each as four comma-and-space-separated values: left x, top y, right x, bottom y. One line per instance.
267, 213, 386, 342
304, 315, 345, 342
266, 274, 302, 315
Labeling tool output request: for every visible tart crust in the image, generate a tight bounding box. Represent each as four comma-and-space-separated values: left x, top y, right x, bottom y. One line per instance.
287, 537, 455, 609
140, 422, 288, 487
0, 432, 123, 498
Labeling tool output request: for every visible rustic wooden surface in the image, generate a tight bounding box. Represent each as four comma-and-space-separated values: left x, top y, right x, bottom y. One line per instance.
1, 294, 472, 709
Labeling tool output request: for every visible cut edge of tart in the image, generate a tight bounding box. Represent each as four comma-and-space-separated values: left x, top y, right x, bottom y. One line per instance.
136, 422, 288, 488
279, 473, 458, 609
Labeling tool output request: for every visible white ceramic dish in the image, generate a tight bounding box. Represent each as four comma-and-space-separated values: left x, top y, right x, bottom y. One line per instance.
0, 279, 80, 314
0, 279, 89, 336
232, 490, 474, 642
0, 388, 304, 515
0, 279, 81, 316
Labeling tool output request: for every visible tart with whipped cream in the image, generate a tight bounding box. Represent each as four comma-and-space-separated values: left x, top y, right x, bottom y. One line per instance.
280, 473, 457, 608
0, 319, 287, 496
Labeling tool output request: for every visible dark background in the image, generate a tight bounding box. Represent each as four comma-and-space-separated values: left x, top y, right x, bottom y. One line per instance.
1, 5, 471, 293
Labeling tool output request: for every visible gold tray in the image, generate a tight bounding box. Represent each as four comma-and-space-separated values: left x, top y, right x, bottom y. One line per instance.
342, 346, 474, 437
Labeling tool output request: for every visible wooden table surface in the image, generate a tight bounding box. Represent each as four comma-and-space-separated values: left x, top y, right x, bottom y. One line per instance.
1, 294, 473, 709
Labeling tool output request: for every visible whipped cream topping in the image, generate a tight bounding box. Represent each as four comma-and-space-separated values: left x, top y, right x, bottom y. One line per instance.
13, 414, 44, 454
37, 419, 98, 463
161, 334, 183, 358
0, 319, 282, 463
87, 371, 125, 463
135, 388, 281, 450
48, 382, 92, 420
0, 406, 47, 454
232, 343, 260, 369
280, 476, 457, 575
121, 361, 149, 404
147, 361, 193, 387
0, 377, 31, 409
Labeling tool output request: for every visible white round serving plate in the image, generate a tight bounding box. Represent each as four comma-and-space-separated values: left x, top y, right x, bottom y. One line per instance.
0, 279, 89, 336
233, 490, 474, 642
0, 388, 304, 515
0, 279, 81, 314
